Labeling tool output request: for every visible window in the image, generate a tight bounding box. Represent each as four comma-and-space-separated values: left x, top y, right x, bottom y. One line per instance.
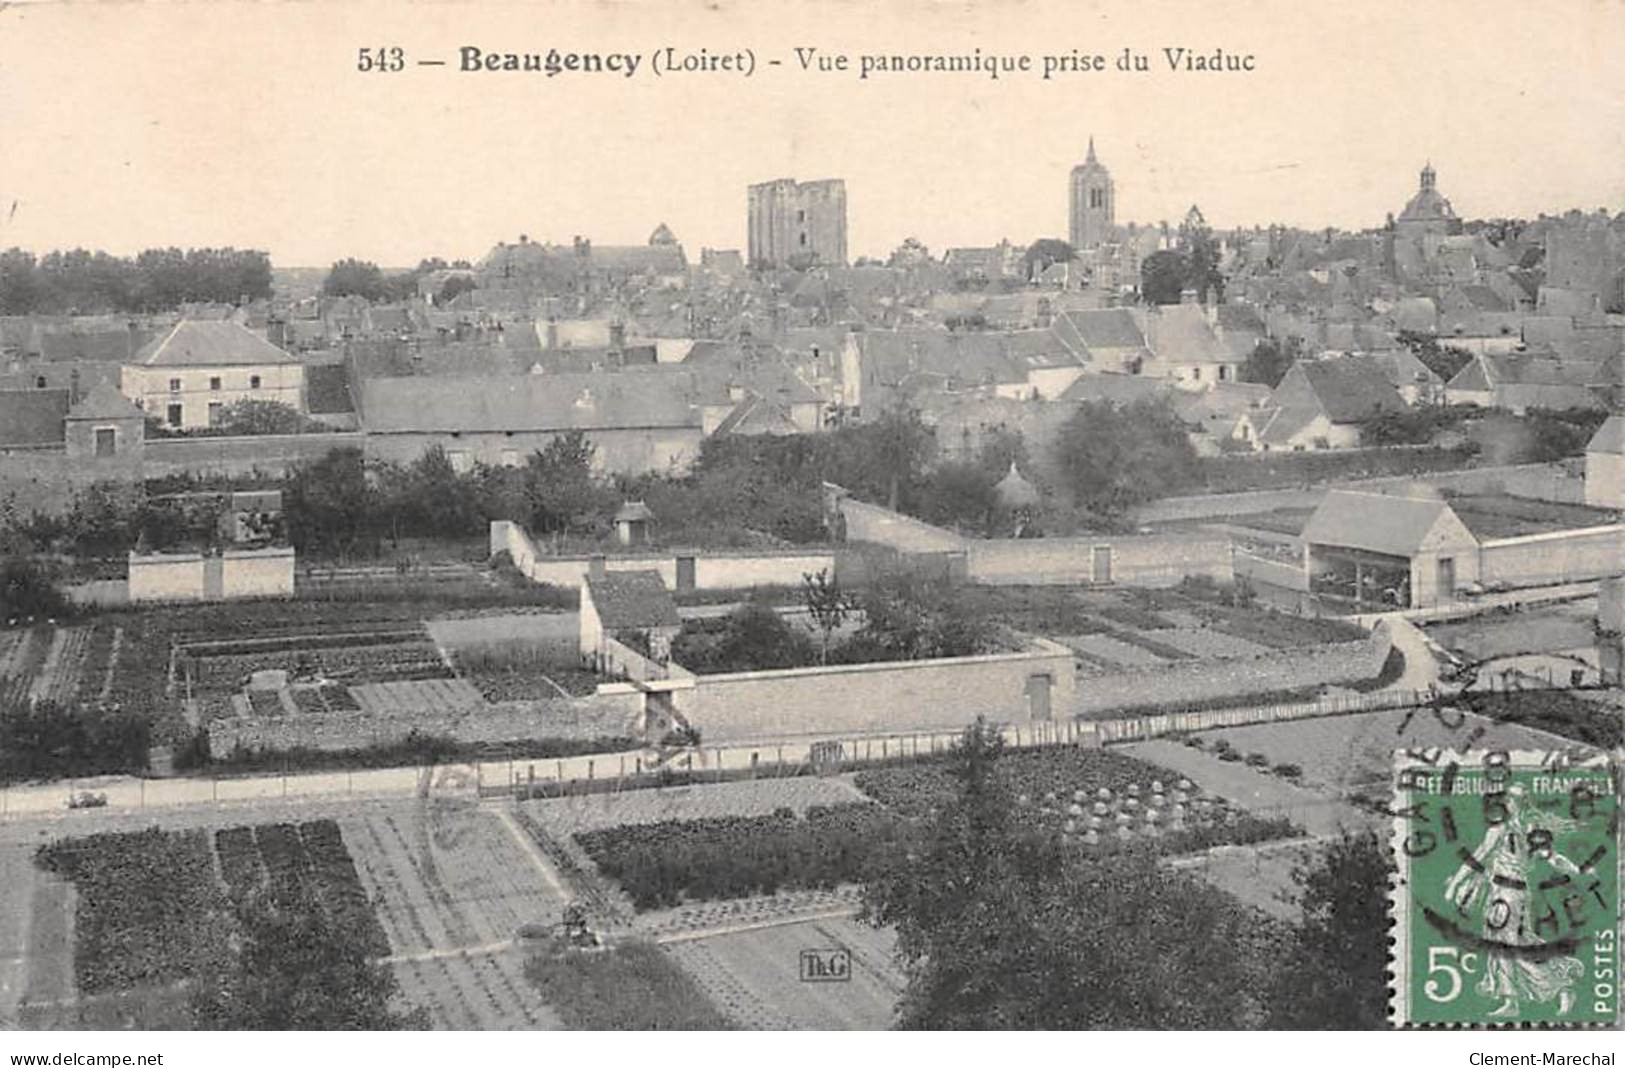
94, 427, 116, 457
1192, 367, 1203, 381
166, 403, 183, 427
169, 378, 182, 393
799, 233, 808, 247
207, 402, 223, 426
209, 376, 222, 391
35, 376, 47, 389
1218, 365, 1230, 381
250, 375, 261, 389
796, 210, 806, 223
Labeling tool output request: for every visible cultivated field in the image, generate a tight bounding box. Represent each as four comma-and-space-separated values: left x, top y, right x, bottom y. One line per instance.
1189, 708, 1567, 798
665, 916, 902, 1030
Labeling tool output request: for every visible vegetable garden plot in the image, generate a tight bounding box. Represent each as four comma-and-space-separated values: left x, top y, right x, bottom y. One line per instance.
1056, 632, 1169, 669
666, 918, 902, 1030
523, 777, 869, 838
393, 950, 560, 1030
33, 827, 231, 996
28, 818, 392, 1006
1189, 708, 1562, 796
340, 804, 570, 960
1152, 628, 1272, 660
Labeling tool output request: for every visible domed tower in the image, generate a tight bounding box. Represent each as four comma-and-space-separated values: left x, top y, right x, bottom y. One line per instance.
1069, 137, 1115, 250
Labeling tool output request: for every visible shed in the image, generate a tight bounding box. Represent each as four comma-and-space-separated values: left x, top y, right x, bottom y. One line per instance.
1301, 488, 1479, 608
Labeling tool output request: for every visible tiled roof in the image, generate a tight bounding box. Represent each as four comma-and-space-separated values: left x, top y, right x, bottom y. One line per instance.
587, 570, 680, 630
1282, 357, 1407, 423
65, 381, 143, 422
360, 371, 700, 434
305, 362, 356, 415
134, 320, 300, 368
0, 388, 69, 447
1588, 414, 1625, 455
1302, 489, 1472, 557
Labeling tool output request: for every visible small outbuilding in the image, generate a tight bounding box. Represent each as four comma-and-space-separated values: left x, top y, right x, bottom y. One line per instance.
579, 567, 682, 666
613, 500, 655, 546
1301, 487, 1479, 608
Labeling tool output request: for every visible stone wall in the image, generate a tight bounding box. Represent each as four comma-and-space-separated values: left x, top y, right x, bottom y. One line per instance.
490, 520, 837, 591
208, 691, 642, 756
1072, 623, 1392, 718
661, 638, 1078, 744
966, 533, 1232, 586
1479, 525, 1625, 589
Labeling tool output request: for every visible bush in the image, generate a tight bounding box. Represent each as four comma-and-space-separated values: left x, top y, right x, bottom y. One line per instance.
1272, 763, 1303, 780
2, 559, 72, 622
1244, 753, 1270, 768
524, 941, 732, 1030
1218, 750, 1243, 763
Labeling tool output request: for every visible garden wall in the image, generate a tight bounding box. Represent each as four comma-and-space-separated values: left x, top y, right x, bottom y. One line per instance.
1232, 550, 1308, 591
491, 520, 836, 591
835, 499, 1230, 587
965, 533, 1232, 587
128, 548, 295, 603
656, 638, 1077, 744
1071, 623, 1393, 719
1478, 525, 1625, 589
142, 432, 364, 478
207, 691, 642, 756
1133, 463, 1584, 523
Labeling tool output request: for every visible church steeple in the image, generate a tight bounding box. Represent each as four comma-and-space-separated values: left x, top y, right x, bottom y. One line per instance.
1069, 137, 1114, 250
1420, 161, 1436, 191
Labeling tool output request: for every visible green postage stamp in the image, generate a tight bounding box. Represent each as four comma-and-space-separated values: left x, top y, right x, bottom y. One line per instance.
1391, 748, 1620, 1027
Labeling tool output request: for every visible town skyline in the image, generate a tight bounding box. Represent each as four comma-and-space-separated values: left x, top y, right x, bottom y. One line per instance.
2, 0, 1622, 267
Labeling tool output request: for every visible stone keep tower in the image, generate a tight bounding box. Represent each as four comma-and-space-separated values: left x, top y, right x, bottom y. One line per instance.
1069, 138, 1115, 250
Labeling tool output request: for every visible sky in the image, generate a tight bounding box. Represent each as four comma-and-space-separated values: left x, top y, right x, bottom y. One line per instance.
2, 0, 1622, 268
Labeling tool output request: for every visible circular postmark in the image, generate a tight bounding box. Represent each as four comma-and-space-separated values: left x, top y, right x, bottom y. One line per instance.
1393, 743, 1619, 1025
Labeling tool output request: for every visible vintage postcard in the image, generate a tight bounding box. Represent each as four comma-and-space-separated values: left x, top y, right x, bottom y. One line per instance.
0, 0, 1622, 1042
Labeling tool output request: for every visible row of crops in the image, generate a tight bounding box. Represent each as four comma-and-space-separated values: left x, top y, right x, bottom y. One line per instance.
181, 634, 453, 696
570, 747, 1304, 913
34, 819, 390, 999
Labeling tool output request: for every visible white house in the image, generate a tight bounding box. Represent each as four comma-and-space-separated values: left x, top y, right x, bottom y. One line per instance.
121, 320, 306, 430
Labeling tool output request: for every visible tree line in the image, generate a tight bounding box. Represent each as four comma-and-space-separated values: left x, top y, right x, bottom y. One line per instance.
0, 247, 272, 314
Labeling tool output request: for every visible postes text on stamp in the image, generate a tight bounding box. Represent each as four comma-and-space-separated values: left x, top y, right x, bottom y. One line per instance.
1392, 748, 1619, 1027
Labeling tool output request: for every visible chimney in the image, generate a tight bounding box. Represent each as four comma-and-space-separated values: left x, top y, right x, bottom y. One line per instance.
587, 555, 607, 581
69, 368, 82, 405
267, 316, 288, 351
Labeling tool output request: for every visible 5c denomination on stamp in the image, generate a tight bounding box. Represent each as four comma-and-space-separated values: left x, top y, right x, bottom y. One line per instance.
1391, 748, 1619, 1026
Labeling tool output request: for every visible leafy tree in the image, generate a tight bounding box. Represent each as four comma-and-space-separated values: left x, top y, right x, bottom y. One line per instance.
1266, 830, 1392, 1029
1, 559, 70, 621
919, 461, 1001, 534
212, 399, 321, 436
670, 603, 816, 674
0, 699, 150, 783
888, 237, 933, 269
1140, 249, 1189, 305
1240, 336, 1301, 388
1020, 238, 1077, 279
801, 568, 853, 664
524, 431, 606, 536
1052, 398, 1199, 514
863, 719, 1274, 1028
322, 258, 389, 301
283, 447, 377, 558
437, 274, 477, 303
856, 406, 936, 512
1179, 205, 1224, 304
